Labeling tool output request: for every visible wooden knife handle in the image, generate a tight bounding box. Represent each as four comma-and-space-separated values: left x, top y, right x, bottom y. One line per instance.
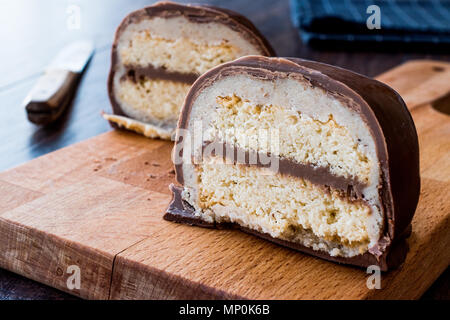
24, 69, 79, 125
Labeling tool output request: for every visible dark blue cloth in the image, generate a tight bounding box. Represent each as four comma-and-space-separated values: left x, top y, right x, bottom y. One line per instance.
290, 0, 450, 44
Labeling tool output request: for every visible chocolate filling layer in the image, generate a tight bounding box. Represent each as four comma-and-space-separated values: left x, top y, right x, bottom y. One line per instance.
201, 141, 368, 200
121, 64, 198, 84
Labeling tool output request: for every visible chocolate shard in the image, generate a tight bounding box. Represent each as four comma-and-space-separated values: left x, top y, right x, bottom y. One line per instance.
107, 1, 275, 140
164, 184, 215, 228
166, 56, 420, 271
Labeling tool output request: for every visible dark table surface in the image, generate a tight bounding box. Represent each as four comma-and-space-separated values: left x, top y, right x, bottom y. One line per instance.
0, 0, 449, 300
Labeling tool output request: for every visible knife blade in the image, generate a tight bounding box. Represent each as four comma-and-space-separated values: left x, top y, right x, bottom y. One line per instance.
24, 41, 94, 125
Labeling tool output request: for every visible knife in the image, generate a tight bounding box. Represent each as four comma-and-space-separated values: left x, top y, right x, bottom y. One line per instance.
24, 41, 94, 125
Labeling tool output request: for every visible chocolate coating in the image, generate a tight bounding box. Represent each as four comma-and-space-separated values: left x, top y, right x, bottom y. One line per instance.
170, 56, 420, 271
107, 1, 275, 120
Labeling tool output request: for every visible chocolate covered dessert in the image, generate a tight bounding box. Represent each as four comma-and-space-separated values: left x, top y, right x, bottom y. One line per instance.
165, 56, 420, 271
105, 2, 274, 139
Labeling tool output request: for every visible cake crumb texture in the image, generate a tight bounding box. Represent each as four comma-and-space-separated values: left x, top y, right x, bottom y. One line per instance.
204, 95, 373, 183
115, 77, 190, 126
196, 157, 371, 256
119, 32, 240, 75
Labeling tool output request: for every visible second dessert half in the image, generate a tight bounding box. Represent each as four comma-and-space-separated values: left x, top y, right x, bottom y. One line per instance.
105, 1, 275, 139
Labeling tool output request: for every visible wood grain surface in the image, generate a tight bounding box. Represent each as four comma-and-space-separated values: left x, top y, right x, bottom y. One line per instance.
1, 0, 449, 300
0, 60, 448, 300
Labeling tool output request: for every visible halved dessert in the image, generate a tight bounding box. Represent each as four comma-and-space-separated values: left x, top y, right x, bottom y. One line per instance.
105, 1, 275, 139
165, 56, 420, 270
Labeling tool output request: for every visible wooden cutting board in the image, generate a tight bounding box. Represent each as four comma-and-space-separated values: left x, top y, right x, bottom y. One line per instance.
0, 60, 449, 300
